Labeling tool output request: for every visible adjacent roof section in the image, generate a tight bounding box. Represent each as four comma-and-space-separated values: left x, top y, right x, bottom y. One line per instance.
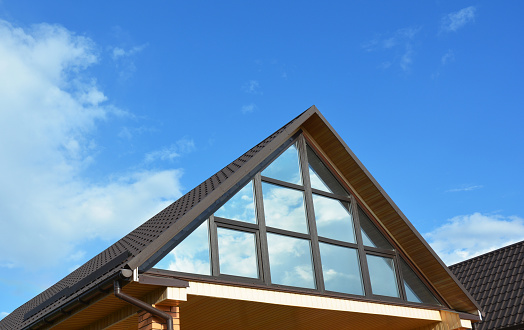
450, 240, 524, 330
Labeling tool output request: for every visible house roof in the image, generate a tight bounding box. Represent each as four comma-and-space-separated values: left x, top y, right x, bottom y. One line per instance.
449, 240, 524, 330
1, 106, 480, 330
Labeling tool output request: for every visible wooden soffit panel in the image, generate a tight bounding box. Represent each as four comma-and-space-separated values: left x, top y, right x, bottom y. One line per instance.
178, 281, 442, 330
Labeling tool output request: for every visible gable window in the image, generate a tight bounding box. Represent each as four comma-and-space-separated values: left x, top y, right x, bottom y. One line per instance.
155, 135, 441, 306
267, 233, 315, 289
217, 227, 258, 278
319, 242, 364, 295
366, 254, 400, 297
155, 219, 211, 276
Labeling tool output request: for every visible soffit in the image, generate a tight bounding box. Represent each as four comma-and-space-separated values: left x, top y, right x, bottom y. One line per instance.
178, 281, 440, 330
45, 282, 164, 330
40, 279, 451, 330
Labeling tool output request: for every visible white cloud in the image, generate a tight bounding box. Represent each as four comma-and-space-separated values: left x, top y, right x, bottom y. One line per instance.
110, 44, 147, 80
241, 103, 257, 114
111, 44, 147, 60
363, 27, 420, 72
363, 27, 419, 52
242, 80, 261, 94
400, 44, 414, 72
0, 312, 8, 320
78, 85, 107, 106
425, 213, 524, 265
441, 6, 477, 33
441, 49, 455, 65
446, 184, 483, 192
0, 20, 184, 269
145, 138, 195, 163
118, 125, 157, 140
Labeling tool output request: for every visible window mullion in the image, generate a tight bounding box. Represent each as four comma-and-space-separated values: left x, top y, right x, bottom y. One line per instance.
351, 195, 372, 297
297, 135, 325, 292
254, 173, 271, 285
208, 215, 220, 276
394, 250, 407, 300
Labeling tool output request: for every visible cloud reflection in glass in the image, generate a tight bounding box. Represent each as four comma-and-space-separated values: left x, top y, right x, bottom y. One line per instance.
155, 220, 211, 275
217, 227, 258, 278
262, 182, 308, 234
267, 233, 315, 289
214, 181, 256, 224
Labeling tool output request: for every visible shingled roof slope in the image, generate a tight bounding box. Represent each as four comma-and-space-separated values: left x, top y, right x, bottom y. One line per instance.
450, 240, 524, 330
0, 108, 308, 330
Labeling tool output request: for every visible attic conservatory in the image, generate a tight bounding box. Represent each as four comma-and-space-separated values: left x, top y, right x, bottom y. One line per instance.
1, 106, 481, 330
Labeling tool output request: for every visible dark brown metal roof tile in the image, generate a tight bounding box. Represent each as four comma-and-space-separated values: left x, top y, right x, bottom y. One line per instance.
450, 240, 524, 330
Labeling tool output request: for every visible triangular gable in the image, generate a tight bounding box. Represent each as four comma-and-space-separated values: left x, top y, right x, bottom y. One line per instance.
129, 106, 479, 314
151, 131, 444, 306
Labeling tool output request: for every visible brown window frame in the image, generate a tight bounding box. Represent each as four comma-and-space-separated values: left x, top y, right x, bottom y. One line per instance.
153, 133, 446, 307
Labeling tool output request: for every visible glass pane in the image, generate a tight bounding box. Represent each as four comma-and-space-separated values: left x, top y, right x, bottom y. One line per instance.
261, 143, 302, 185
262, 182, 308, 234
306, 145, 348, 196
267, 233, 315, 289
155, 220, 210, 275
400, 258, 441, 305
217, 227, 258, 278
214, 181, 256, 223
320, 243, 364, 295
367, 255, 399, 297
359, 208, 393, 249
313, 194, 355, 243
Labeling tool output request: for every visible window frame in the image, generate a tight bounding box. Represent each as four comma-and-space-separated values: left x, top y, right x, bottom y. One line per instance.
153, 133, 446, 308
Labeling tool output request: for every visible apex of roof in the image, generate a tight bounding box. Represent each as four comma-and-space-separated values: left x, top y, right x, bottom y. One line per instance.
450, 240, 524, 330
1, 106, 480, 330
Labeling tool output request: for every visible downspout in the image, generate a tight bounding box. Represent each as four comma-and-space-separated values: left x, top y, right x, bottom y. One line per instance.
113, 274, 173, 330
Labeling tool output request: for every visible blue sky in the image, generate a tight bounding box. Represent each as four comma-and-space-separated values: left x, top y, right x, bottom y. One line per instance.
1, 0, 523, 319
